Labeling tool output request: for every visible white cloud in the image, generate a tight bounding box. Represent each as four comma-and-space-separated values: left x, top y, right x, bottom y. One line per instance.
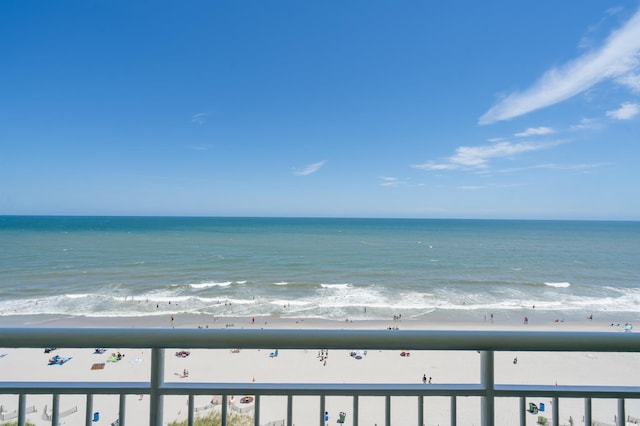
293, 160, 326, 176
499, 162, 610, 173
514, 127, 555, 137
379, 176, 411, 187
606, 102, 640, 119
616, 73, 640, 92
570, 117, 599, 130
458, 183, 524, 191
191, 112, 209, 124
451, 142, 543, 167
380, 177, 399, 187
413, 140, 553, 171
479, 7, 640, 124
412, 161, 457, 171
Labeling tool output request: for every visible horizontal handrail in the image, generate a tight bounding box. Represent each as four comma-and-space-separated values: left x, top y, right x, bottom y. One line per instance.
1, 327, 639, 426
1, 327, 639, 352
3, 381, 639, 398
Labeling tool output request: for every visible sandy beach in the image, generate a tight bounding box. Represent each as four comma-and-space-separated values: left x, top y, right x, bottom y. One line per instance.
1, 314, 639, 426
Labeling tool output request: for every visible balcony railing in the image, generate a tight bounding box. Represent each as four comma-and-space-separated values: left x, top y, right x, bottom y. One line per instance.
1, 327, 640, 426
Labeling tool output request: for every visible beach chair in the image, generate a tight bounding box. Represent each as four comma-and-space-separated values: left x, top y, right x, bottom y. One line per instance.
270, 349, 279, 357
337, 412, 346, 423
528, 402, 539, 414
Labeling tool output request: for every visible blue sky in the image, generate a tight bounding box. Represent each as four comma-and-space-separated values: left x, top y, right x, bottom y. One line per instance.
1, 1, 639, 220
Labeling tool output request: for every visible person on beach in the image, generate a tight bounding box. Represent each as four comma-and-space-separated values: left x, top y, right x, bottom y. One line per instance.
422, 374, 427, 384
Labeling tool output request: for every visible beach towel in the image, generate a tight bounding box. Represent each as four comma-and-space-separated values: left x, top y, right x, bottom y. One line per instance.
48, 356, 72, 366
91, 363, 105, 370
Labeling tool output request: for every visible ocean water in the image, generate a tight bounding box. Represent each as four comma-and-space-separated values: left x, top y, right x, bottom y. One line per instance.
0, 216, 639, 323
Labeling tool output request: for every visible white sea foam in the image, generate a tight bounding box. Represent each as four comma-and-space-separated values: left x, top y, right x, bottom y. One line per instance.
269, 299, 310, 307
190, 281, 232, 289
273, 281, 288, 286
220, 298, 255, 305
142, 294, 192, 303
4, 285, 640, 321
320, 283, 352, 289
544, 282, 571, 288
64, 293, 91, 299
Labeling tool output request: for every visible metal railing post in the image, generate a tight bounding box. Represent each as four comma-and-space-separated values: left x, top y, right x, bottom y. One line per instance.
320, 395, 325, 426
85, 394, 93, 426
119, 393, 126, 426
18, 393, 26, 426
450, 396, 457, 426
150, 347, 164, 426
221, 395, 228, 426
51, 393, 60, 426
617, 398, 625, 426
353, 395, 359, 426
418, 395, 424, 426
188, 394, 194, 426
385, 395, 391, 426
552, 397, 559, 426
287, 394, 293, 426
480, 350, 494, 426
519, 397, 525, 426
584, 397, 592, 426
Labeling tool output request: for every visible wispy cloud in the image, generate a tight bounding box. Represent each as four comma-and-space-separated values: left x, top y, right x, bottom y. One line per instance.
514, 127, 555, 137
293, 160, 326, 176
189, 144, 210, 151
379, 176, 412, 187
191, 112, 209, 124
479, 7, 640, 124
458, 183, 523, 191
570, 117, 600, 130
606, 102, 640, 119
499, 162, 611, 174
413, 140, 554, 171
380, 176, 400, 187
616, 73, 640, 92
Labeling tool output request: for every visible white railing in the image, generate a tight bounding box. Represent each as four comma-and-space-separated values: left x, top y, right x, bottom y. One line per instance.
1, 327, 640, 426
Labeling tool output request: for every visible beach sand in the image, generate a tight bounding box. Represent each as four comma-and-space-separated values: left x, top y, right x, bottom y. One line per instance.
1, 314, 639, 425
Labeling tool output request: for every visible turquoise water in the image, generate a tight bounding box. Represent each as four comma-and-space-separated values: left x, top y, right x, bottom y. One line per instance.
1, 216, 639, 322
